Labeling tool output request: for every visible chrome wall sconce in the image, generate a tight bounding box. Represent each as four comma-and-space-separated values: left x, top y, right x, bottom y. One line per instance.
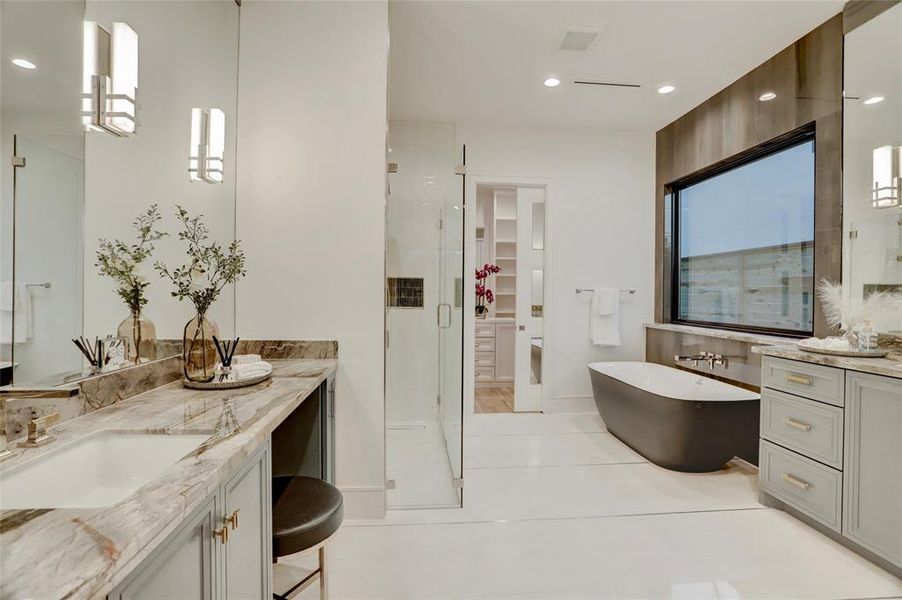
872, 145, 901, 209
82, 21, 138, 137
189, 108, 225, 183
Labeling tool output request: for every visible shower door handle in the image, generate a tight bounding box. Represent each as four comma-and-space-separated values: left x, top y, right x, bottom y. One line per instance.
437, 304, 452, 328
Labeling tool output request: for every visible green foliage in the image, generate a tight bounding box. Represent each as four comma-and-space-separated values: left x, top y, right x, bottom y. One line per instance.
154, 205, 246, 317
96, 205, 167, 314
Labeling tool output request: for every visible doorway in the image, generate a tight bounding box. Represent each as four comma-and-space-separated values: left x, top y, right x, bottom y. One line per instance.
469, 180, 548, 415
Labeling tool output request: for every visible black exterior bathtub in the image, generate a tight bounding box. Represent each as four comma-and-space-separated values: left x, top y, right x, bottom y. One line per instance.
588, 362, 760, 473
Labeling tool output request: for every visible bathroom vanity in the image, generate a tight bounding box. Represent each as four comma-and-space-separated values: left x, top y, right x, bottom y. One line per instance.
0, 358, 336, 599
756, 346, 902, 578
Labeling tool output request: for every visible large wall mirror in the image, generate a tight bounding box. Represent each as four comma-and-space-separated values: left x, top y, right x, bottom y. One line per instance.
1, 0, 240, 386
843, 2, 902, 336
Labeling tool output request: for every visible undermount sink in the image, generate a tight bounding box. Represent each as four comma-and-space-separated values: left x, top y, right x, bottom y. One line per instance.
0, 431, 210, 509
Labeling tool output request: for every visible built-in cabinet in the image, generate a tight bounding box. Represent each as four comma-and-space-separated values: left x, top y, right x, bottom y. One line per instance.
474, 319, 514, 386
108, 375, 336, 599
109, 440, 272, 599
759, 356, 902, 576
844, 372, 902, 567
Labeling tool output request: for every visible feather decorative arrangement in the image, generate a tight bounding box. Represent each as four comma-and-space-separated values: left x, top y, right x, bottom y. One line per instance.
817, 278, 901, 333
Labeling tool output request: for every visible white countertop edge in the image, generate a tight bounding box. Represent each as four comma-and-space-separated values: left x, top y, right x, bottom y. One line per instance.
644, 322, 799, 346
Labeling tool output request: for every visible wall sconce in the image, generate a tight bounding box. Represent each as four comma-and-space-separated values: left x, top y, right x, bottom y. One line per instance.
82, 21, 138, 136
872, 145, 901, 209
189, 108, 225, 183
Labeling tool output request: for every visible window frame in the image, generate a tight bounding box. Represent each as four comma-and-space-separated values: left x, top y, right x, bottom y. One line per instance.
668, 128, 817, 338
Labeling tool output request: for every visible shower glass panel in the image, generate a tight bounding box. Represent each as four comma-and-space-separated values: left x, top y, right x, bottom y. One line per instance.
438, 144, 465, 504
385, 121, 464, 509
12, 136, 85, 382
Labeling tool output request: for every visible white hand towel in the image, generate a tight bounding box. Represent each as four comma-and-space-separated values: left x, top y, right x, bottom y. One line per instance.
231, 360, 273, 380
593, 287, 616, 315
232, 353, 262, 365
590, 288, 621, 347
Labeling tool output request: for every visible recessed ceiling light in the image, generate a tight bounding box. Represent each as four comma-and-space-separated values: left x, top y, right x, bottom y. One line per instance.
759, 92, 777, 102
544, 77, 561, 88
11, 58, 36, 70
863, 96, 885, 105
657, 85, 675, 95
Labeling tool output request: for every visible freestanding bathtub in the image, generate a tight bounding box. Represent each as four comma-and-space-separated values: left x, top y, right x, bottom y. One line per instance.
588, 362, 760, 473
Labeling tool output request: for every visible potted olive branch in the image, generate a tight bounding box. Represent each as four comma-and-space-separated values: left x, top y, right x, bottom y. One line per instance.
95, 204, 167, 363
155, 206, 246, 383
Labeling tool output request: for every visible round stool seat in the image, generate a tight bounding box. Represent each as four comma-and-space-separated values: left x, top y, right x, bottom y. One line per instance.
273, 476, 344, 558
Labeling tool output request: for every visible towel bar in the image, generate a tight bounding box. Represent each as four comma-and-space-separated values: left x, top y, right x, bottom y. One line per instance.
575, 288, 635, 295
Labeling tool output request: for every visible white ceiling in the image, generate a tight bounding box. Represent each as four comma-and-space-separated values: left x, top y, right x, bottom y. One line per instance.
0, 1, 84, 123
388, 0, 844, 132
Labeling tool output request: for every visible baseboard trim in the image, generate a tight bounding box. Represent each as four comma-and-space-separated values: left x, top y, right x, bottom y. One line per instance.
338, 485, 385, 519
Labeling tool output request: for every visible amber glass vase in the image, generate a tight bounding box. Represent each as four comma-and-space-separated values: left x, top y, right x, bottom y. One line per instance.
117, 310, 157, 364
182, 313, 219, 383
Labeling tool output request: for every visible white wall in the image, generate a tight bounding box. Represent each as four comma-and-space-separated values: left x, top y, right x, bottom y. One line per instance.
236, 0, 388, 518
457, 122, 655, 411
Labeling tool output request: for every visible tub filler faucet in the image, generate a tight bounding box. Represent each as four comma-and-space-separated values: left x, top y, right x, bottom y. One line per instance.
674, 351, 728, 370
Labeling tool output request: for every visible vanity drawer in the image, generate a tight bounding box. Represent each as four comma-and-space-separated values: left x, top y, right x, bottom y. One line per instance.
475, 366, 495, 382
475, 322, 496, 338
761, 389, 844, 469
762, 357, 845, 407
475, 351, 495, 367
475, 337, 496, 353
760, 440, 842, 531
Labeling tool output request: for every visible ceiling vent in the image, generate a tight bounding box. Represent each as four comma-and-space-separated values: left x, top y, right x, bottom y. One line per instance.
573, 80, 641, 89
558, 29, 601, 51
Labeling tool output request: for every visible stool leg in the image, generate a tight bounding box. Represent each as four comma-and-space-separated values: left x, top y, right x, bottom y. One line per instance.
319, 547, 327, 600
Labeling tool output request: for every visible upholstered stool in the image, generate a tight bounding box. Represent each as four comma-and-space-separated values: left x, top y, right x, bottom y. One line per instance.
272, 476, 344, 600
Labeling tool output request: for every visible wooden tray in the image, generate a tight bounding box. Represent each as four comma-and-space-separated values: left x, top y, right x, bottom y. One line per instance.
798, 345, 888, 358
182, 372, 272, 390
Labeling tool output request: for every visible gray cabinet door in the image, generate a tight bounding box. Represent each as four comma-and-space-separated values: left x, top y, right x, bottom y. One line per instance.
843, 372, 902, 568
222, 440, 272, 599
110, 495, 218, 600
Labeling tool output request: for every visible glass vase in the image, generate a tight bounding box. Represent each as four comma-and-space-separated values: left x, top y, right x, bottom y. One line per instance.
183, 313, 219, 383
117, 309, 157, 364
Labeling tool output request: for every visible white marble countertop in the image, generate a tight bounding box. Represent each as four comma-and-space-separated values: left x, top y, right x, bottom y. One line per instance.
0, 358, 337, 600
753, 345, 902, 379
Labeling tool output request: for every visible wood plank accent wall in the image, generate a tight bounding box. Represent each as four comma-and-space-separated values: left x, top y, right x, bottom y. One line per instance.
654, 14, 843, 337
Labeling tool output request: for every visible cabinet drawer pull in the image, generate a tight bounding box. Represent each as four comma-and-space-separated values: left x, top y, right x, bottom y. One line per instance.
781, 473, 811, 490
215, 526, 229, 544
225, 509, 240, 530
785, 374, 812, 385
783, 417, 812, 432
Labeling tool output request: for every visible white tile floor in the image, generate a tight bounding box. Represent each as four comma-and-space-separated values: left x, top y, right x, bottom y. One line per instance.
278, 412, 902, 599
385, 421, 459, 509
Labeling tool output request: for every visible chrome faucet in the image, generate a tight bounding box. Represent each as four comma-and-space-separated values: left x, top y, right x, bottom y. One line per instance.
674, 351, 729, 370
673, 353, 708, 367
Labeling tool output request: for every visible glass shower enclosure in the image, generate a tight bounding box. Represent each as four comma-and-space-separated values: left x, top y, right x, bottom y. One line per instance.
385, 121, 464, 509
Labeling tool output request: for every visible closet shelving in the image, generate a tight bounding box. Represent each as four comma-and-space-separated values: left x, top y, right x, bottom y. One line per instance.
493, 190, 517, 318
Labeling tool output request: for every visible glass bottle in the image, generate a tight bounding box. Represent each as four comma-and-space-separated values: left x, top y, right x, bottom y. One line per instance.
117, 309, 157, 364
183, 313, 219, 383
